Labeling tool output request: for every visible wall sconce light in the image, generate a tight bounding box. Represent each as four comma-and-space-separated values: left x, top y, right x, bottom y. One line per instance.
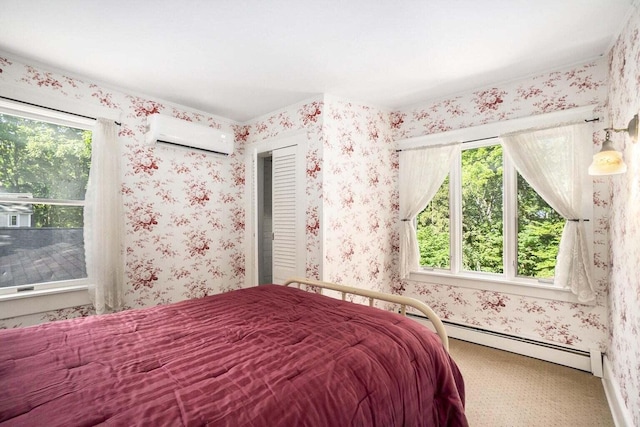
588, 114, 638, 176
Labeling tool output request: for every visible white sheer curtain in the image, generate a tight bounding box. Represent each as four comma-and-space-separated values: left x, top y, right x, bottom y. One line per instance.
501, 123, 595, 302
399, 144, 460, 278
84, 119, 125, 314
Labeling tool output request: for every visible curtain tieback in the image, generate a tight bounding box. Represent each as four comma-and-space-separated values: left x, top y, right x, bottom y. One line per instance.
400, 219, 411, 222
567, 219, 590, 222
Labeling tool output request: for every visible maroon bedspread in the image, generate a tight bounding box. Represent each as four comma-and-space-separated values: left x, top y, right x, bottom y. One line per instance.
0, 285, 467, 426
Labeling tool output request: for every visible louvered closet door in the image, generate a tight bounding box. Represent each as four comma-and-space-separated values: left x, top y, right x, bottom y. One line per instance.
271, 145, 297, 284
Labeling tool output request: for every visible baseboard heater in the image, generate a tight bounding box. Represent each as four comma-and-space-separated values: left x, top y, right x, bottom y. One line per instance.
407, 313, 602, 376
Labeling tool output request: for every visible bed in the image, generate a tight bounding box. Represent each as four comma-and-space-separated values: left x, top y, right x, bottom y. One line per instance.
0, 277, 467, 426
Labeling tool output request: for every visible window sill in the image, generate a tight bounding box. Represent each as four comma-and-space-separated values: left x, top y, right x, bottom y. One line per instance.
407, 270, 590, 305
0, 284, 91, 320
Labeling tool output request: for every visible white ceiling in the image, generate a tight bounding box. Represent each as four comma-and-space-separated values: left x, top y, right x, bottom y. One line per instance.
0, 0, 633, 122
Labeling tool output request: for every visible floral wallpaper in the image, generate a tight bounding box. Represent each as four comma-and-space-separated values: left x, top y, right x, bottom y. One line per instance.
0, 55, 244, 328
392, 59, 612, 353
242, 95, 400, 298
322, 96, 399, 295
390, 61, 605, 141
605, 2, 640, 423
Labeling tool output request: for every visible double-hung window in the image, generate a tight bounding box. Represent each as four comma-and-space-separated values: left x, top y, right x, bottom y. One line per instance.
0, 101, 94, 312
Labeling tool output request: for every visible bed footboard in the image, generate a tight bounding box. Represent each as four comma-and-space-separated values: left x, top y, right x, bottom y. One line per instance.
283, 277, 449, 352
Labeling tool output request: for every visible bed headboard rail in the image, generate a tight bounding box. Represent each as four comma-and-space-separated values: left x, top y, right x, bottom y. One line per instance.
283, 277, 449, 352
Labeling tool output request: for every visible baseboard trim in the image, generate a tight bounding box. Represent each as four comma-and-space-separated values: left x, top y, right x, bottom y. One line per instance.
408, 315, 598, 373
602, 356, 634, 427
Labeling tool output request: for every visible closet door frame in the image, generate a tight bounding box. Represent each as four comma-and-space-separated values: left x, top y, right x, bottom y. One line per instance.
244, 130, 307, 286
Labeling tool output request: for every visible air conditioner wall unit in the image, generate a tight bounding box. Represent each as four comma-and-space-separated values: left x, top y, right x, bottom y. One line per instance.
145, 114, 233, 156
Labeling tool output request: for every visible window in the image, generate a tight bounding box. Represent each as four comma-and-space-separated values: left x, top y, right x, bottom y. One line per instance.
515, 175, 564, 280
416, 176, 450, 269
461, 144, 504, 274
0, 108, 93, 294
401, 107, 595, 302
416, 138, 566, 285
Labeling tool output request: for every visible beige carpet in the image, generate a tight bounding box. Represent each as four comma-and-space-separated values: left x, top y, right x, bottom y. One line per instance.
448, 339, 614, 426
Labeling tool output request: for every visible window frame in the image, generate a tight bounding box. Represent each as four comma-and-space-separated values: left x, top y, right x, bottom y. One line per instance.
414, 137, 585, 302
398, 106, 597, 304
0, 100, 95, 317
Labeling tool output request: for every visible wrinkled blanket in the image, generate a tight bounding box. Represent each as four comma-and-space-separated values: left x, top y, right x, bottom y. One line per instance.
0, 284, 467, 426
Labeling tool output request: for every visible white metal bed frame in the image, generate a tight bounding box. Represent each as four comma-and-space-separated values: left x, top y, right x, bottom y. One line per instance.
283, 277, 449, 351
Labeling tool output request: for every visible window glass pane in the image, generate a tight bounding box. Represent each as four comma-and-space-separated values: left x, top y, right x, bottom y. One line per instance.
0, 110, 91, 290
417, 176, 450, 269
0, 204, 86, 288
30, 203, 84, 228
0, 113, 92, 200
516, 174, 563, 279
461, 145, 503, 273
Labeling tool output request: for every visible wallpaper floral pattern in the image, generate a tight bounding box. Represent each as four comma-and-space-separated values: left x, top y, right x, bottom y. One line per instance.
605, 3, 640, 423
391, 62, 605, 141
392, 59, 612, 353
243, 95, 400, 297
322, 96, 399, 295
0, 56, 244, 328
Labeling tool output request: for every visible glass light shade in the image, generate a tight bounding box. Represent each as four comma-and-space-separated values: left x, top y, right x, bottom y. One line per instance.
588, 139, 627, 175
